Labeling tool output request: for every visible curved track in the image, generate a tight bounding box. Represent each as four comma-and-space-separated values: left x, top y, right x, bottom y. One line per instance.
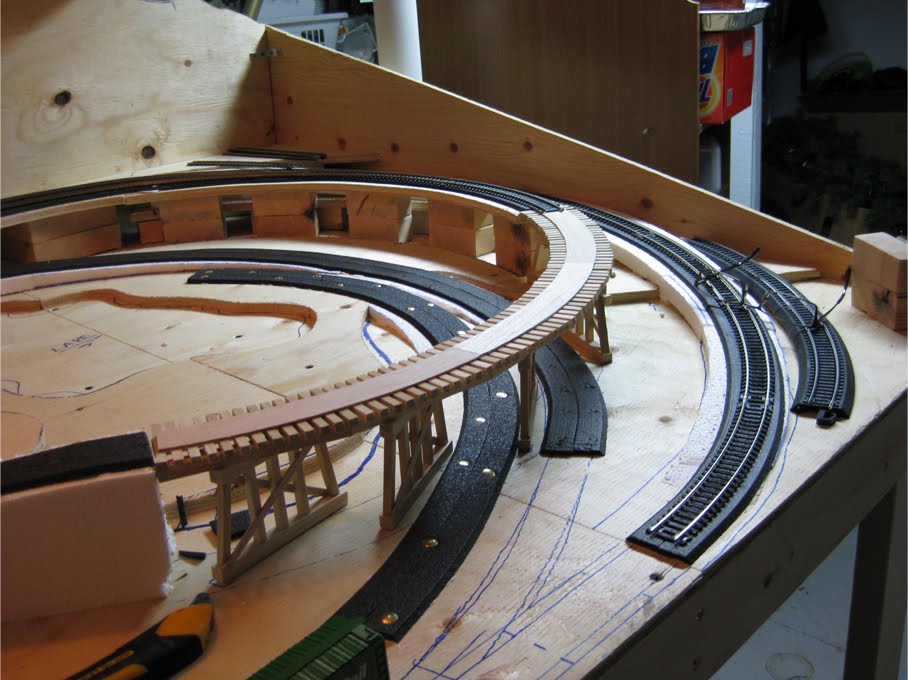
570, 206, 787, 564
691, 238, 855, 426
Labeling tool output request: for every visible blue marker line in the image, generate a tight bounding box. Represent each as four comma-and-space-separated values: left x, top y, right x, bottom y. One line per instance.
362, 322, 393, 365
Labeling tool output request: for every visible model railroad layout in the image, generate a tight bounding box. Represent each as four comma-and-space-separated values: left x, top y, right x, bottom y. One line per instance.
0, 168, 856, 636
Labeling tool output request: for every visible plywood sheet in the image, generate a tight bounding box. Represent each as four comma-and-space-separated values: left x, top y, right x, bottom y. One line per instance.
1, 0, 273, 197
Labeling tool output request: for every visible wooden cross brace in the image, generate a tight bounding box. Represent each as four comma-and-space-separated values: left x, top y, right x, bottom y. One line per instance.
380, 399, 453, 530
208, 442, 348, 585
562, 292, 613, 365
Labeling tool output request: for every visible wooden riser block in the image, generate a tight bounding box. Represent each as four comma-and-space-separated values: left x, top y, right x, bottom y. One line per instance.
252, 215, 317, 238
852, 279, 907, 331
3, 206, 117, 243
346, 191, 412, 220
428, 222, 495, 256
348, 214, 413, 242
138, 219, 165, 245
853, 232, 908, 294
157, 196, 222, 223
162, 219, 225, 243
2, 223, 121, 262
251, 192, 314, 218
493, 215, 548, 278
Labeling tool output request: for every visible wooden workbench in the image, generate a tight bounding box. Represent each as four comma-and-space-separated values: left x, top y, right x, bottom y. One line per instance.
1, 3, 904, 678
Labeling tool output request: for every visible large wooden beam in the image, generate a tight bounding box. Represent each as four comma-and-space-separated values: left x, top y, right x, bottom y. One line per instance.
265, 28, 851, 280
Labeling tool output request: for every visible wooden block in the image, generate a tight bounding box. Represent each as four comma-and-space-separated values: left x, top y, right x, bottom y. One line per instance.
130, 208, 160, 223
347, 191, 413, 243
427, 201, 494, 255
346, 192, 413, 242
162, 219, 224, 243
251, 214, 317, 238
348, 213, 412, 241
251, 191, 314, 217
427, 201, 493, 231
316, 196, 346, 232
1, 206, 120, 261
138, 219, 164, 245
429, 222, 496, 256
852, 278, 907, 331
1, 223, 121, 262
493, 215, 530, 276
853, 232, 907, 294
2, 206, 117, 244
157, 197, 222, 223
493, 214, 547, 279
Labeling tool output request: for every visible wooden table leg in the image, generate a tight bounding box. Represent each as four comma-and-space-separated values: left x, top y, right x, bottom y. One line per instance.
843, 470, 907, 680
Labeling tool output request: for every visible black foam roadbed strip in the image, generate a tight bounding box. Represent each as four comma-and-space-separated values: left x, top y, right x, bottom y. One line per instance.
1, 432, 154, 494
537, 339, 607, 456
336, 373, 519, 641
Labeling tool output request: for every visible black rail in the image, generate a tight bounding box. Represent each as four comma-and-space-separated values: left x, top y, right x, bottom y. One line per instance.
690, 239, 855, 426
568, 205, 787, 564
0, 169, 561, 215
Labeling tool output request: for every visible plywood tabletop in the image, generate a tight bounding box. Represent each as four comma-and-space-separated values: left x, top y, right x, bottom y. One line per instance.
1, 238, 904, 680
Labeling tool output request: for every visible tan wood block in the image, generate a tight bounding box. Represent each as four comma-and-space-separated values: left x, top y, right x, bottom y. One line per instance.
138, 219, 165, 244
428, 222, 495, 256
852, 278, 907, 331
251, 214, 317, 238
1, 207, 118, 247
853, 232, 908, 294
161, 219, 224, 243
5, 223, 122, 262
157, 197, 222, 223
251, 191, 313, 217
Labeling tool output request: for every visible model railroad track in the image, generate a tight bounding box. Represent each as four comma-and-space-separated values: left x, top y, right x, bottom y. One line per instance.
690, 238, 855, 426
569, 205, 787, 564
0, 168, 561, 216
